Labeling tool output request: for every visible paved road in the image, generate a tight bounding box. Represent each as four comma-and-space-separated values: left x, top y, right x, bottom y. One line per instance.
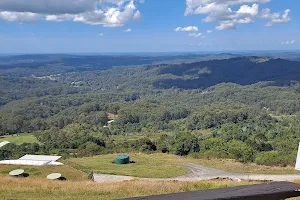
93, 163, 300, 183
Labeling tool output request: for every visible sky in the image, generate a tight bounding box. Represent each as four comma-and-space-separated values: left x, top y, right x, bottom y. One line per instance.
0, 0, 299, 53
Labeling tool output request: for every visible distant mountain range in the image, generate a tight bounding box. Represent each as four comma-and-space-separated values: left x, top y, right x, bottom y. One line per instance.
153, 57, 300, 89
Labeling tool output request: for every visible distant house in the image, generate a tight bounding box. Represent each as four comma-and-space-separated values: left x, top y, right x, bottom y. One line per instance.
108, 120, 115, 125
103, 120, 115, 128
0, 154, 63, 166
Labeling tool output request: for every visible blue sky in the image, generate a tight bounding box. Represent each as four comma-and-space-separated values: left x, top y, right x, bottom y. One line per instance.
0, 0, 299, 53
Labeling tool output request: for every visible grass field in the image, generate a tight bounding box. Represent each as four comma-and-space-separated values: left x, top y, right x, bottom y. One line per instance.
0, 177, 256, 200
0, 134, 40, 144
0, 165, 87, 181
66, 153, 189, 178
66, 153, 299, 178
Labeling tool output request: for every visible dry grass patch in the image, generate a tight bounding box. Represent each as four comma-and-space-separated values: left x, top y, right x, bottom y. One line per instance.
107, 113, 118, 120
191, 158, 299, 174
0, 176, 256, 200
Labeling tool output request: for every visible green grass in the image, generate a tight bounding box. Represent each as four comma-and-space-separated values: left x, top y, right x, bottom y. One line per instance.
0, 165, 87, 181
66, 153, 189, 178
0, 134, 40, 144
67, 153, 299, 178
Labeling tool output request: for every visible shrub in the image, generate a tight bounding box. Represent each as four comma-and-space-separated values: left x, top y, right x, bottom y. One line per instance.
255, 151, 279, 166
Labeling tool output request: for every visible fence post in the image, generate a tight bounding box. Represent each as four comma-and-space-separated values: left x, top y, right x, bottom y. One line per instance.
88, 170, 94, 181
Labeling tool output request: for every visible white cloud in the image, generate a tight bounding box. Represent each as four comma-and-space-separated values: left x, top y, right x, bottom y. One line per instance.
124, 28, 132, 32
0, 11, 42, 22
281, 40, 296, 45
46, 14, 75, 22
175, 26, 198, 32
184, 0, 291, 30
133, 10, 141, 20
207, 30, 213, 33
236, 4, 259, 16
0, 0, 143, 27
99, 33, 104, 36
188, 33, 203, 37
216, 21, 236, 30
262, 9, 291, 27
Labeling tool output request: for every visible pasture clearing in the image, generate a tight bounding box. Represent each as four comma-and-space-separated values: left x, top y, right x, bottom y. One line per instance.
66, 153, 299, 178
0, 134, 40, 144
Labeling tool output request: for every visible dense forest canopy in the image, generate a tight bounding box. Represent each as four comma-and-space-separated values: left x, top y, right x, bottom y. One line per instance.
1, 53, 300, 167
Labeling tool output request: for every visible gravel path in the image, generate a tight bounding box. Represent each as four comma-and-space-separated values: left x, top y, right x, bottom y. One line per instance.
93, 163, 300, 183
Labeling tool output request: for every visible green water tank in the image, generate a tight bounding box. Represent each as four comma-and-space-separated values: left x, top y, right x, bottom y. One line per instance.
116, 154, 130, 164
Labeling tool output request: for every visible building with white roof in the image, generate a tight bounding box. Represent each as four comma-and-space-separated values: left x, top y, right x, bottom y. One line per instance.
0, 154, 63, 166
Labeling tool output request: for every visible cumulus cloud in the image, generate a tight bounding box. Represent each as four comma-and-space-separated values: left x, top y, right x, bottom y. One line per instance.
0, 11, 42, 22
0, 0, 142, 27
175, 26, 198, 32
262, 9, 291, 27
188, 33, 203, 37
216, 21, 236, 30
124, 28, 132, 32
207, 30, 213, 33
99, 33, 104, 36
184, 0, 291, 30
281, 40, 296, 45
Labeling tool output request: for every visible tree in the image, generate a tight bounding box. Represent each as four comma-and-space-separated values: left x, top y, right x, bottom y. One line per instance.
172, 133, 199, 156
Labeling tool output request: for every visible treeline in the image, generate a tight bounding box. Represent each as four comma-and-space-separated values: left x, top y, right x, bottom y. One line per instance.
2, 101, 299, 167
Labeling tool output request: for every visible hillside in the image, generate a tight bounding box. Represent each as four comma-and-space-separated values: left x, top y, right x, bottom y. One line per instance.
1, 55, 300, 168
154, 57, 300, 89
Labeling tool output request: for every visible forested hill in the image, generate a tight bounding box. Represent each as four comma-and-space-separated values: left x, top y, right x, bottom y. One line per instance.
2, 54, 300, 167
0, 53, 237, 77
1, 56, 300, 107
153, 57, 300, 89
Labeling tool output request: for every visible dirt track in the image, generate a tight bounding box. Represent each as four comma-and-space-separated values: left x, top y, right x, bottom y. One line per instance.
93, 163, 300, 183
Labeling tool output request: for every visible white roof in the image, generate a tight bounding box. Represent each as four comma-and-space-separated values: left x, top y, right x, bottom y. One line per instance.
0, 160, 63, 166
19, 155, 61, 162
0, 160, 51, 166
0, 141, 10, 148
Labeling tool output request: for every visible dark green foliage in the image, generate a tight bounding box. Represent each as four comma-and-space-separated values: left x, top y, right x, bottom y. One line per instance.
172, 133, 200, 156
255, 151, 280, 166
77, 142, 106, 157
129, 138, 157, 152
0, 143, 40, 160
188, 103, 260, 130
226, 140, 256, 163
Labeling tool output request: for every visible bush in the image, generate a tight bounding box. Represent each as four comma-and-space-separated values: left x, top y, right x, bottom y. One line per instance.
256, 150, 297, 167
255, 151, 279, 166
227, 140, 256, 163
172, 133, 199, 156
